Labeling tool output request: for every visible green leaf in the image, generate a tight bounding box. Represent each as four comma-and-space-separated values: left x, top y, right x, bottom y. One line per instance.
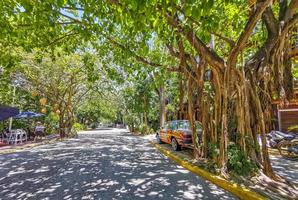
153, 18, 158, 28
184, 5, 192, 17
191, 7, 201, 19
57, 0, 66, 7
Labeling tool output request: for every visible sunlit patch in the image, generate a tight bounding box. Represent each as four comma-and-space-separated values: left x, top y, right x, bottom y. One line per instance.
115, 186, 128, 193
183, 191, 199, 199
174, 169, 189, 174
146, 172, 157, 176
101, 179, 119, 186
270, 155, 298, 184
34, 166, 49, 173
82, 194, 94, 199
148, 191, 158, 196
127, 178, 150, 186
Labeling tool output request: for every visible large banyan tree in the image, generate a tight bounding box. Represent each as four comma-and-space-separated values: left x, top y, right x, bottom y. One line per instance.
162, 0, 298, 178
1, 0, 297, 178
101, 0, 297, 179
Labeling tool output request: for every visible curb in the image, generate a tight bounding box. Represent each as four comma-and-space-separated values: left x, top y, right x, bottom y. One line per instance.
150, 141, 267, 200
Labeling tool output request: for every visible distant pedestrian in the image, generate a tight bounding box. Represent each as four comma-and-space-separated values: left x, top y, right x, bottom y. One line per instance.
34, 121, 45, 142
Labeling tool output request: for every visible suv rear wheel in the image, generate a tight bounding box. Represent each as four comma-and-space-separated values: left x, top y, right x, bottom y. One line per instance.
171, 138, 181, 151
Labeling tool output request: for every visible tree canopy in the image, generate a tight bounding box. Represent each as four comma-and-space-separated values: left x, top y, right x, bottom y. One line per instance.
0, 0, 297, 179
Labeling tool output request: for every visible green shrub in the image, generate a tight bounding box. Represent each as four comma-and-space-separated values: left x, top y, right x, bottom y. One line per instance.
206, 160, 218, 174
206, 143, 219, 173
73, 122, 85, 131
124, 114, 140, 132
208, 143, 219, 159
139, 123, 153, 135
44, 112, 59, 134
228, 144, 257, 176
90, 123, 97, 129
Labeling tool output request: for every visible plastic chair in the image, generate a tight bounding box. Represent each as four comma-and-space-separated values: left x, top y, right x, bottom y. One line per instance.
8, 130, 22, 145
20, 129, 27, 143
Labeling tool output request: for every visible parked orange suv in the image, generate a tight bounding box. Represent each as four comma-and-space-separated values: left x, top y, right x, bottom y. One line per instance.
156, 120, 202, 151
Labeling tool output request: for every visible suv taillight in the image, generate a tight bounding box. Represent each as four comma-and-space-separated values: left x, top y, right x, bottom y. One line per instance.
182, 132, 191, 138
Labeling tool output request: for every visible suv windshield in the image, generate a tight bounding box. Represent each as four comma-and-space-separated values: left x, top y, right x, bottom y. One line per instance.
178, 121, 190, 130
177, 121, 202, 131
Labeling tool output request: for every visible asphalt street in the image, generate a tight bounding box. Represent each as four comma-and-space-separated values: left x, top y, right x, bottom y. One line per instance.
0, 128, 237, 200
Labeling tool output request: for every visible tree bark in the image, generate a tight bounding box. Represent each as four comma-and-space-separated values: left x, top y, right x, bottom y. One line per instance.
159, 86, 166, 128
187, 77, 200, 159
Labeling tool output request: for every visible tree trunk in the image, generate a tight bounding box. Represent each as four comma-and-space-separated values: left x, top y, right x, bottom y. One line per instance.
59, 119, 66, 138
187, 76, 200, 159
219, 65, 229, 177
159, 86, 166, 128
178, 77, 184, 120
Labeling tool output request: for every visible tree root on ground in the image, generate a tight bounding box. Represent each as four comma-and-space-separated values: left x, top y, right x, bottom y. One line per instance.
253, 172, 298, 199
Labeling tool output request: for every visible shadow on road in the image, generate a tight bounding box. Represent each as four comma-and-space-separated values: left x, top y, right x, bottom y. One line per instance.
0, 129, 235, 200
270, 155, 298, 185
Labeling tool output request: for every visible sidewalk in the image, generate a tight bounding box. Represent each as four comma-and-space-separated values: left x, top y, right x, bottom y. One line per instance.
271, 154, 298, 185
0, 134, 59, 154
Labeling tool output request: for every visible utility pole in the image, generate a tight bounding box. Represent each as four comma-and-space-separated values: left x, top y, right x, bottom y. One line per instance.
9, 73, 23, 131
8, 84, 16, 131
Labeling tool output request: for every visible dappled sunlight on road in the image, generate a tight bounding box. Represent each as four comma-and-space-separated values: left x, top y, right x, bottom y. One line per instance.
0, 129, 236, 199
270, 155, 298, 184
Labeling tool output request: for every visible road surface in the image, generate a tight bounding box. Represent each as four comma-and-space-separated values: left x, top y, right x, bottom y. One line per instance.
0, 129, 236, 200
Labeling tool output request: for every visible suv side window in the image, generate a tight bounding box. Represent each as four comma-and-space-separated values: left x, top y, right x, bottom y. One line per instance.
164, 122, 168, 130
165, 122, 172, 130
172, 121, 178, 130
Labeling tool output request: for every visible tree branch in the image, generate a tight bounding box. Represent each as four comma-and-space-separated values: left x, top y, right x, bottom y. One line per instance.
149, 73, 161, 97
107, 36, 179, 72
107, 36, 162, 67
166, 43, 180, 58
262, 7, 278, 37
289, 48, 298, 58
62, 7, 85, 11
281, 13, 298, 35
166, 13, 225, 71
284, 0, 298, 21
175, 34, 201, 82
211, 32, 235, 48
16, 22, 79, 27
228, 0, 272, 66
46, 31, 79, 47
59, 11, 82, 24
245, 6, 279, 70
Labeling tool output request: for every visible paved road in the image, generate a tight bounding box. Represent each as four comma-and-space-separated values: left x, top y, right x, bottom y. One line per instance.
271, 155, 298, 185
0, 129, 236, 200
